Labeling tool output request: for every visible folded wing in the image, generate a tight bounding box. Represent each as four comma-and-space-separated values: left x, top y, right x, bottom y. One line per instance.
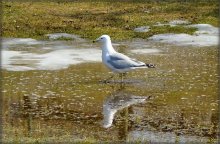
107, 52, 146, 69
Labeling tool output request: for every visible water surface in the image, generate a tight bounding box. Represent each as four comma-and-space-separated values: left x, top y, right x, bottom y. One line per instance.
2, 36, 218, 143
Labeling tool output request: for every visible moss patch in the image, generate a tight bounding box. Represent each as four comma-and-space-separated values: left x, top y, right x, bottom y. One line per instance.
2, 0, 219, 40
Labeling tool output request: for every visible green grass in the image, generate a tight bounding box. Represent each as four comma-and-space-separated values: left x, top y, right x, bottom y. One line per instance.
2, 0, 219, 40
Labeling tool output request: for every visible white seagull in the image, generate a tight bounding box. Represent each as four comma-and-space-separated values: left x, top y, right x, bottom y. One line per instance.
93, 35, 155, 82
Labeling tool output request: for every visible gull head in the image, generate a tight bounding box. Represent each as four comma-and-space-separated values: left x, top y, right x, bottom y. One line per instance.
93, 35, 111, 44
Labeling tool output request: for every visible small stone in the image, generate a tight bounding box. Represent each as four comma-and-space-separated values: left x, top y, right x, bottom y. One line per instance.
169, 20, 190, 25
134, 26, 150, 32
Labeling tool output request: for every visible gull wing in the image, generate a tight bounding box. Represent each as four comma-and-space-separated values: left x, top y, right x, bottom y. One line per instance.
107, 52, 145, 69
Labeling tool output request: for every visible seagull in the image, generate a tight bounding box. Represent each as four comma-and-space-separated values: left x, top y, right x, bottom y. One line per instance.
93, 35, 155, 82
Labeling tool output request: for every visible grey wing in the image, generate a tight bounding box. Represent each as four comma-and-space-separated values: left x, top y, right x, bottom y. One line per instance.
108, 53, 145, 69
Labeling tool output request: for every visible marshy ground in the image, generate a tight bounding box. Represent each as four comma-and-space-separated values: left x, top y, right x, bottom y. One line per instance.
3, 0, 218, 40
2, 38, 219, 143
2, 0, 219, 143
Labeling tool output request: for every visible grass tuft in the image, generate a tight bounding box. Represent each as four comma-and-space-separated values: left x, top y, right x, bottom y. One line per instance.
2, 1, 218, 40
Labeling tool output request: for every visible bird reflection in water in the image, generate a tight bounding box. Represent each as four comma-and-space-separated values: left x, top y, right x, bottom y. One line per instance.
103, 84, 149, 128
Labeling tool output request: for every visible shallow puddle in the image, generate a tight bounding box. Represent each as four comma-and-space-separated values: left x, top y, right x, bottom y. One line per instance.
2, 36, 219, 143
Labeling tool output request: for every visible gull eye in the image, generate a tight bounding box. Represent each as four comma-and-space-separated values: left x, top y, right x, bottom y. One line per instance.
101, 38, 103, 39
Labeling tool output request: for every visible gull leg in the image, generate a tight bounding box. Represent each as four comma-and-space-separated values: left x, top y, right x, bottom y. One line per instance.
123, 73, 127, 78
121, 73, 123, 82
119, 73, 125, 83
122, 73, 126, 83
119, 73, 122, 83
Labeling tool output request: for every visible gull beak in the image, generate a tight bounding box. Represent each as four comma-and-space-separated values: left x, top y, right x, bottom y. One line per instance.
93, 38, 99, 43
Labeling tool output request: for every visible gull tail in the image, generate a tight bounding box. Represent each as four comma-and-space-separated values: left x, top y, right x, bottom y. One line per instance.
145, 63, 155, 68
135, 63, 155, 68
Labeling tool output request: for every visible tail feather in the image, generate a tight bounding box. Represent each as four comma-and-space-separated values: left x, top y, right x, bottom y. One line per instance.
145, 63, 155, 68
134, 63, 155, 68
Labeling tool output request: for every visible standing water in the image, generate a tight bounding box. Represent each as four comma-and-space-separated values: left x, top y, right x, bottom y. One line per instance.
2, 31, 219, 143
